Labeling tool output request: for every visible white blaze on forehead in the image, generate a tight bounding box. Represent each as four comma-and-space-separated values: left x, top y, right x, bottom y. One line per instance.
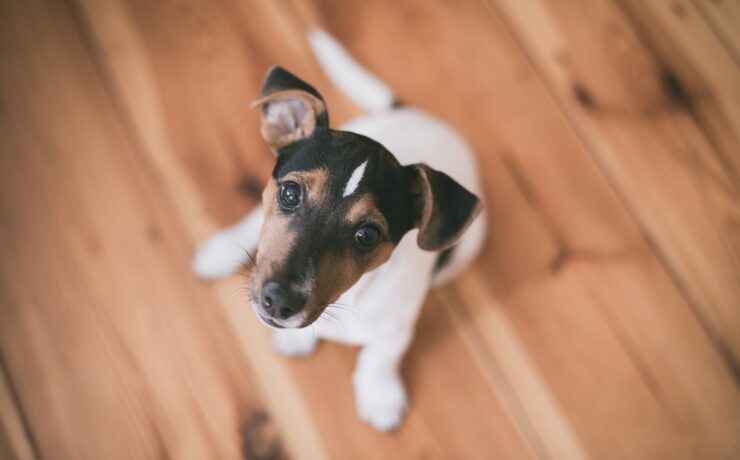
342, 159, 368, 197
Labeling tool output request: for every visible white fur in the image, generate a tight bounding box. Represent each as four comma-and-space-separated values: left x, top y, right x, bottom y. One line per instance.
342, 160, 368, 197
191, 207, 263, 279
192, 30, 486, 432
272, 326, 317, 357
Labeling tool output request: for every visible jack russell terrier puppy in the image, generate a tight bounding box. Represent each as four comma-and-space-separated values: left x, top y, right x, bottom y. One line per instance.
192, 29, 486, 431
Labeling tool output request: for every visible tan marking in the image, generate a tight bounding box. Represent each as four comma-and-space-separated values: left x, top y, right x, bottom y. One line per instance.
252, 180, 296, 288
345, 194, 389, 236
412, 165, 435, 235
310, 241, 393, 311
412, 164, 483, 251
282, 168, 329, 206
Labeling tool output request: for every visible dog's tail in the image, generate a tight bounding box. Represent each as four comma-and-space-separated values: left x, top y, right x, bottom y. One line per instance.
307, 29, 397, 113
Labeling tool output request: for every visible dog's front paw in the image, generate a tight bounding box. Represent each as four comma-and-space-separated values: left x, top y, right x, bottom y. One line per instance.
272, 328, 318, 358
192, 232, 244, 280
353, 371, 407, 432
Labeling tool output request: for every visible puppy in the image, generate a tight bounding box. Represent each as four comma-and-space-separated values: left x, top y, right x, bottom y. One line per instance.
193, 30, 486, 431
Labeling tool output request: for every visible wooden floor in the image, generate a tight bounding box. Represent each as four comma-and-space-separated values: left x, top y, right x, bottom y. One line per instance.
1, 0, 739, 458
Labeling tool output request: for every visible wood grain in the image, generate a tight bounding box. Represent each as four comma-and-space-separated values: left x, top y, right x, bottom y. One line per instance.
488, 0, 740, 372
692, 0, 740, 65
1, 0, 739, 458
617, 0, 740, 182
0, 361, 35, 460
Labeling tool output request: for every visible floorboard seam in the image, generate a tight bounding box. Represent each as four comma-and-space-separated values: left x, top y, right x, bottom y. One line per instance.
688, 0, 740, 67
0, 349, 42, 460
441, 285, 552, 460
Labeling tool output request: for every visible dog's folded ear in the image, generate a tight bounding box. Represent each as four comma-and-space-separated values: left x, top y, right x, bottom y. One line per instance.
407, 164, 483, 251
251, 66, 329, 151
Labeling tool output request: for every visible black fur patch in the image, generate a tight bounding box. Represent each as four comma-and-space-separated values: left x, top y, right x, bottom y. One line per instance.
265, 129, 417, 288
434, 245, 455, 272
260, 67, 329, 129
261, 66, 323, 103
274, 130, 415, 244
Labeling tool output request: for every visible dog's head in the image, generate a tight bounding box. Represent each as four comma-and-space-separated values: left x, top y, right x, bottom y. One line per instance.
249, 67, 482, 328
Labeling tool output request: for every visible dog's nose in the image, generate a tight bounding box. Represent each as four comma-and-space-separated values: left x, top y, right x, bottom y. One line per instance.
261, 281, 303, 319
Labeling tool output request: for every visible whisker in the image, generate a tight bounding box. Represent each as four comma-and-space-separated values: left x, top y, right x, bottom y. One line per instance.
237, 245, 258, 266
317, 313, 336, 329
230, 285, 250, 303
317, 310, 335, 327
331, 302, 352, 308
235, 260, 254, 274
322, 309, 346, 331
327, 303, 363, 323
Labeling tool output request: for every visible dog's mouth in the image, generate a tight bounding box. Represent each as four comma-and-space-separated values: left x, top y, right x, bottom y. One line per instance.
254, 309, 325, 329
256, 313, 286, 329
253, 301, 331, 328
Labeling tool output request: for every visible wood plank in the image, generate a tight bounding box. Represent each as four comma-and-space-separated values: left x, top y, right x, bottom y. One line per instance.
488, 0, 740, 371
616, 0, 740, 181
73, 0, 539, 457
692, 0, 740, 64
0, 0, 279, 458
0, 361, 36, 460
302, 0, 740, 457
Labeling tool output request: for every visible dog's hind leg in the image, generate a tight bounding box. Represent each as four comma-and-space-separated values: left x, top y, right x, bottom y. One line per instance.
191, 206, 264, 279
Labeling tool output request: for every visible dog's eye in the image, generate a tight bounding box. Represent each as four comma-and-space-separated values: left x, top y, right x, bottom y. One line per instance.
354, 226, 380, 251
278, 181, 302, 210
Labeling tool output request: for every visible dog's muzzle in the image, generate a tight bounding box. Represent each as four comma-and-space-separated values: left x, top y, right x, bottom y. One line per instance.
257, 281, 306, 326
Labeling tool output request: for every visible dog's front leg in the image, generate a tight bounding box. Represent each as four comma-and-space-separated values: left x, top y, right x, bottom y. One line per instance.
192, 206, 264, 279
353, 327, 414, 432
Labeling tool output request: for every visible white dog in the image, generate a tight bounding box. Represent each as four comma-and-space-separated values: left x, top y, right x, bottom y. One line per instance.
193, 29, 486, 431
